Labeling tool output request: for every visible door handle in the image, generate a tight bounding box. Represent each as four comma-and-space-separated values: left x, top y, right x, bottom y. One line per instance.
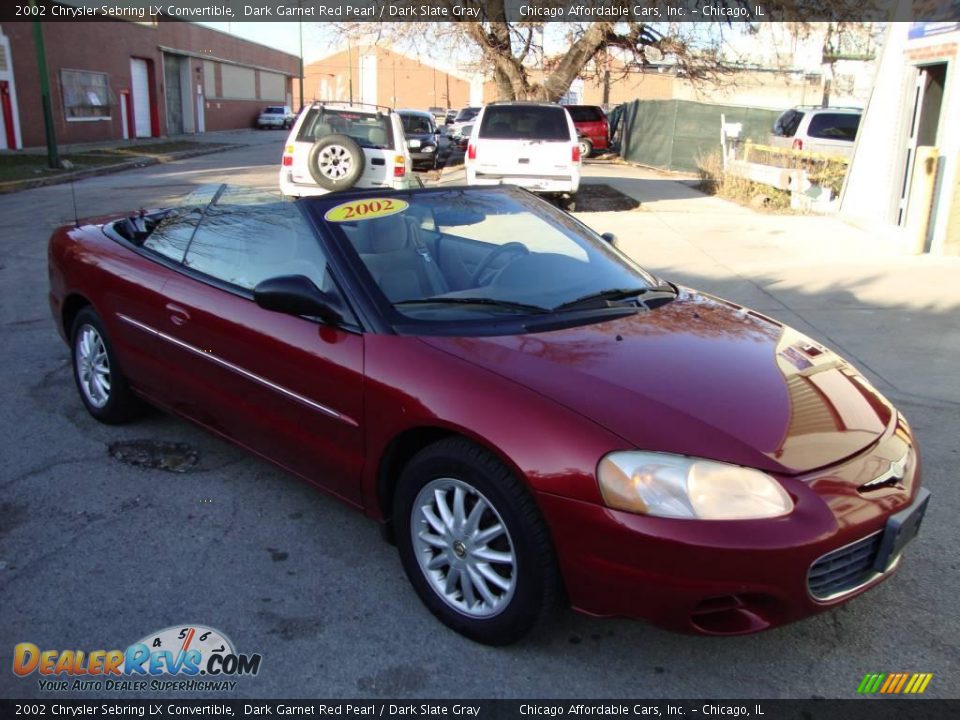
165, 303, 190, 326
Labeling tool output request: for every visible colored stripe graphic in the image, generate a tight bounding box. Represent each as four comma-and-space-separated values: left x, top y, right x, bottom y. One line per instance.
858, 673, 932, 694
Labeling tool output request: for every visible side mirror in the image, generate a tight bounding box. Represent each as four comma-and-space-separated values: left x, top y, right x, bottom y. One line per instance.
601, 232, 619, 248
254, 275, 343, 325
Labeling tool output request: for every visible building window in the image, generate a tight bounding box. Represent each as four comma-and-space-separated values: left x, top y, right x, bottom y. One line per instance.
61, 70, 111, 121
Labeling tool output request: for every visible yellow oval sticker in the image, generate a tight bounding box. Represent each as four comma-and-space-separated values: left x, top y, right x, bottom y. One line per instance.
323, 198, 409, 223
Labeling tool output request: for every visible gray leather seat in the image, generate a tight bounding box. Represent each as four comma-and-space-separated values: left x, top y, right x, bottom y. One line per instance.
358, 214, 445, 302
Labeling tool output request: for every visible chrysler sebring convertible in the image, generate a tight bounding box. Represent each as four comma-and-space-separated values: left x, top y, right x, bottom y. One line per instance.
48, 184, 929, 645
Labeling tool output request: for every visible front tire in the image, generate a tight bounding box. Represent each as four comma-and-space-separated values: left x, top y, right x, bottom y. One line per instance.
71, 307, 143, 424
394, 438, 560, 645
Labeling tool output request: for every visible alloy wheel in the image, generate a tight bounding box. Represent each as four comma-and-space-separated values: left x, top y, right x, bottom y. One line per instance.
317, 145, 354, 180
411, 477, 517, 618
76, 324, 111, 409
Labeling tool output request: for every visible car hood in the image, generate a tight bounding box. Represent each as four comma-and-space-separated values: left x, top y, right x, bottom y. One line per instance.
406, 132, 438, 142
421, 289, 893, 475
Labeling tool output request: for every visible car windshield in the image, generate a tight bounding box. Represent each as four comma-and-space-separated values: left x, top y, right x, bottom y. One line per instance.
455, 107, 480, 122
479, 105, 570, 141
317, 189, 666, 328
566, 106, 604, 123
401, 114, 434, 134
264, 107, 285, 114
298, 108, 394, 150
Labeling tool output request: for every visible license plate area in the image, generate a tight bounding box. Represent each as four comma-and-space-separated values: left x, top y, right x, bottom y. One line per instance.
873, 488, 930, 572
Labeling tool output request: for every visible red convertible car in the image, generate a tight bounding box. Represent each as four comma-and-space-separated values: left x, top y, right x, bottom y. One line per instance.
48, 184, 929, 645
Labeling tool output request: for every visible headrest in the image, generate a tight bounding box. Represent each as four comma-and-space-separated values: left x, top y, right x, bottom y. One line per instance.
368, 127, 387, 146
365, 214, 409, 253
313, 122, 332, 139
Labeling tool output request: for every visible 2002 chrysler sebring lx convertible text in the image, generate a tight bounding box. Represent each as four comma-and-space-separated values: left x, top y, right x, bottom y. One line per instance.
48, 184, 930, 645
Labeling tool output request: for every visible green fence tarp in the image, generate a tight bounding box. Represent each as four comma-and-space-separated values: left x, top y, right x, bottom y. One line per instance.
620, 99, 781, 173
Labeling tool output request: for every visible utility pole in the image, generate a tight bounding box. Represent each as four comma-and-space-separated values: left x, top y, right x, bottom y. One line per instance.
347, 41, 353, 104
298, 18, 305, 110
29, 0, 59, 168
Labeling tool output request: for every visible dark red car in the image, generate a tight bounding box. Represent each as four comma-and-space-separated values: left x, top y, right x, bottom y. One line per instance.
564, 105, 609, 157
48, 184, 929, 645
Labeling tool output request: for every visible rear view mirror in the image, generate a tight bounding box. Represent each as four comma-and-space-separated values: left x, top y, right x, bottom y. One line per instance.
601, 232, 619, 248
254, 275, 343, 325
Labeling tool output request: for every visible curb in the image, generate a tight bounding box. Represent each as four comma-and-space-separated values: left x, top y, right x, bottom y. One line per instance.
0, 143, 245, 195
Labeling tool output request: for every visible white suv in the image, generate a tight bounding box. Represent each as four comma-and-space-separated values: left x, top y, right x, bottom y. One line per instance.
769, 106, 862, 158
279, 102, 413, 197
465, 102, 581, 207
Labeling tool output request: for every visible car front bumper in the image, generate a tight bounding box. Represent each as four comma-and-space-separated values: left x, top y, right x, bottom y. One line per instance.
537, 433, 927, 635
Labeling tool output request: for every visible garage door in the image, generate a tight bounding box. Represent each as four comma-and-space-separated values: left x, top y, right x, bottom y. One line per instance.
130, 58, 151, 138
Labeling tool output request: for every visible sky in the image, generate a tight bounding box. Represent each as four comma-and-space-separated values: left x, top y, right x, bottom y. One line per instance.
201, 22, 344, 63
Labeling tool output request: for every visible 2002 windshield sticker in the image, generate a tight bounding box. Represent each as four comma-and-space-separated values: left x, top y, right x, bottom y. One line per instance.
12, 625, 262, 692
324, 198, 409, 223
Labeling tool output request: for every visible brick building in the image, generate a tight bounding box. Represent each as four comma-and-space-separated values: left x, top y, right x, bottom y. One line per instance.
300, 45, 485, 111
0, 19, 300, 150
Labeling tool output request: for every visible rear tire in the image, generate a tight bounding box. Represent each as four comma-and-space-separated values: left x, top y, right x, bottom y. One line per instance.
308, 134, 365, 191
70, 307, 144, 424
394, 438, 561, 646
578, 138, 593, 159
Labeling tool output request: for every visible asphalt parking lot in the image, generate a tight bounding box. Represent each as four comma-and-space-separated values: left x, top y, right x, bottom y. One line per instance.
1, 130, 958, 700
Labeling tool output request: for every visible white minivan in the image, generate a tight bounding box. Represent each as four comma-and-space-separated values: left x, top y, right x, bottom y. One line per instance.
465, 102, 581, 209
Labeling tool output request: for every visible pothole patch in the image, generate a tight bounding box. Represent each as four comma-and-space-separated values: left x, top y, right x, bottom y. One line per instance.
107, 440, 200, 473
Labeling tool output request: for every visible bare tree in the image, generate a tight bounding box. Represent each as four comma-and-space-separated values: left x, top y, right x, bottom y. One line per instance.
330, 1, 873, 103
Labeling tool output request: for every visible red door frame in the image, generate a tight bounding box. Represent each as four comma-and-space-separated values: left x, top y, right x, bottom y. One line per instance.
0, 81, 16, 149
131, 56, 161, 138
120, 90, 134, 139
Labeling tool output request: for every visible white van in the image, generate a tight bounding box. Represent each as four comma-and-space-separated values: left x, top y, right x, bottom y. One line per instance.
465, 102, 581, 209
769, 106, 862, 158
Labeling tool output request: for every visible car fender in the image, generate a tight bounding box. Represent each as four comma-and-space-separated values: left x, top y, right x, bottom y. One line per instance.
360, 334, 627, 521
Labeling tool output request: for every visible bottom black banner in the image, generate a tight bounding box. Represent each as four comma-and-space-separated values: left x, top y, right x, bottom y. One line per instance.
0, 700, 957, 720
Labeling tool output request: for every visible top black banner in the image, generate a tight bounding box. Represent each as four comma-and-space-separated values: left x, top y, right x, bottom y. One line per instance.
5, 0, 960, 23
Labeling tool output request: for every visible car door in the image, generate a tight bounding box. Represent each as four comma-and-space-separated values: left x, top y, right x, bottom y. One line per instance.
154, 198, 366, 505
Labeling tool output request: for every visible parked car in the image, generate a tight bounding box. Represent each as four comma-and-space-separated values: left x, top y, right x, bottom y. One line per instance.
769, 106, 863, 157
279, 101, 413, 197
398, 109, 449, 170
465, 102, 581, 209
449, 106, 481, 135
563, 104, 609, 157
49, 183, 929, 645
427, 106, 448, 126
449, 122, 474, 151
257, 105, 296, 130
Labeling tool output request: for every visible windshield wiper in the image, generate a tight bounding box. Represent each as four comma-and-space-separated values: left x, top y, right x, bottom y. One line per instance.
554, 287, 651, 312
395, 297, 549, 314
554, 284, 677, 312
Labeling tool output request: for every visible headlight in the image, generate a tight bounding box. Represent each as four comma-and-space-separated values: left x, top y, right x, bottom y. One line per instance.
597, 452, 793, 520
422, 145, 436, 153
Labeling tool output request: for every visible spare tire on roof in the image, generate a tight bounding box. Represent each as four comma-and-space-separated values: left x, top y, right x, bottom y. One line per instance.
308, 134, 365, 191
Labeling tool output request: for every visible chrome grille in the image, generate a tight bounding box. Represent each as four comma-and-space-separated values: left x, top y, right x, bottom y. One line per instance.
808, 531, 883, 601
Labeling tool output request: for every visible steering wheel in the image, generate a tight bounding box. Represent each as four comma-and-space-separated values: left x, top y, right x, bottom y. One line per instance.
469, 242, 530, 287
